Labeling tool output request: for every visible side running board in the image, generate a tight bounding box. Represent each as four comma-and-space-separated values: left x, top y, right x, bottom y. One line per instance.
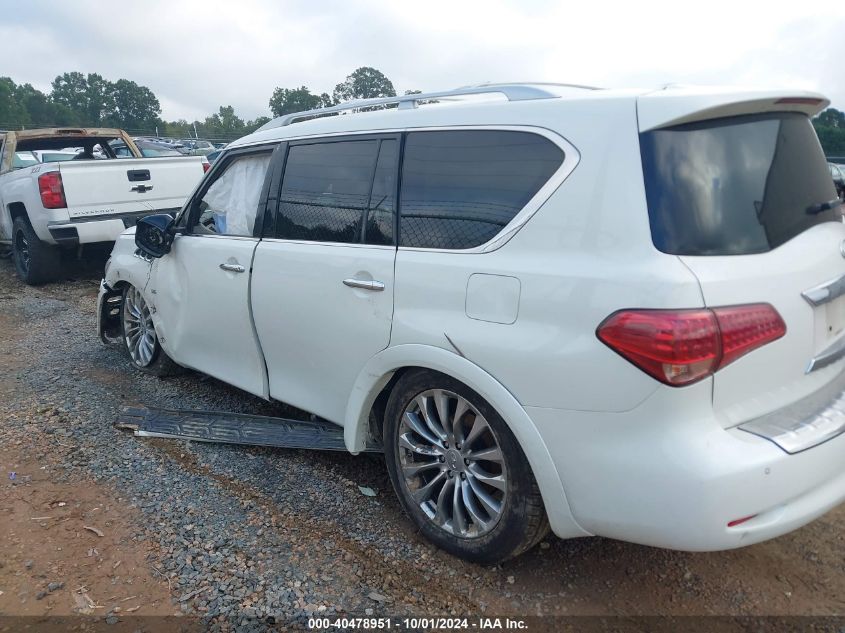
115, 406, 382, 453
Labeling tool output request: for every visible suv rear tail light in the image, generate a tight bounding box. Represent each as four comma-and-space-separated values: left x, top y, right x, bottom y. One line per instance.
38, 172, 67, 209
202, 160, 211, 173
596, 304, 786, 386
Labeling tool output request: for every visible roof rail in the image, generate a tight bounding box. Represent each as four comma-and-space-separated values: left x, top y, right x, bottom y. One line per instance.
256, 82, 598, 132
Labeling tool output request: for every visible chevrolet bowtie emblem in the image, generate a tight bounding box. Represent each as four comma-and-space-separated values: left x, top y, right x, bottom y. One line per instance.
131, 184, 153, 193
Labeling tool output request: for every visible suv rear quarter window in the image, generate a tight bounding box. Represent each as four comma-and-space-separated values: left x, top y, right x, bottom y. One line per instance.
399, 130, 564, 249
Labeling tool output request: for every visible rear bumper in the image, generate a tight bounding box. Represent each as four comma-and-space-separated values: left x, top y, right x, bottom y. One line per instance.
47, 218, 128, 245
527, 377, 845, 551
46, 209, 176, 246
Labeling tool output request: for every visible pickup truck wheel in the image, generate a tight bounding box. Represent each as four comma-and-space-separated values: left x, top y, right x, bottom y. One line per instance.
384, 369, 549, 563
120, 284, 182, 377
12, 216, 60, 285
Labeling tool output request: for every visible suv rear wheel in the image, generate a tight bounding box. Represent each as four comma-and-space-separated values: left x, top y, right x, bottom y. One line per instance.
120, 284, 182, 377
12, 216, 60, 285
384, 369, 549, 563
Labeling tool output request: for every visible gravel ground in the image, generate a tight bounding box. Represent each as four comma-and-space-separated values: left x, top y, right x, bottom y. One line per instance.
1, 251, 844, 630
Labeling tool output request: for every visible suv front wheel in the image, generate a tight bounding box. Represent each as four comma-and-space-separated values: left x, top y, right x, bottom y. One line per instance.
120, 284, 182, 377
384, 369, 549, 563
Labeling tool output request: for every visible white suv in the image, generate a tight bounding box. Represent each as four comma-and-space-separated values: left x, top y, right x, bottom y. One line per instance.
97, 83, 845, 562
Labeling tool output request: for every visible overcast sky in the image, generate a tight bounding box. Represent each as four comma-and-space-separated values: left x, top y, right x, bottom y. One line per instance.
2, 0, 843, 121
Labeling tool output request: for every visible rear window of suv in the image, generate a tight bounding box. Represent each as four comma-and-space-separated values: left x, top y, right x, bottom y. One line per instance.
641, 113, 840, 256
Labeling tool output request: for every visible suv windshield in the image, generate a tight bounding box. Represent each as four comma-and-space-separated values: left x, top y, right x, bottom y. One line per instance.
641, 113, 839, 256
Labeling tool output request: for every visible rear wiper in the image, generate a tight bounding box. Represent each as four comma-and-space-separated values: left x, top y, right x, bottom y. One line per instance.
806, 198, 842, 215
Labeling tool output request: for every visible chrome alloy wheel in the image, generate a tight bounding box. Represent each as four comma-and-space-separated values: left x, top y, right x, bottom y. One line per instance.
397, 389, 507, 538
123, 286, 156, 367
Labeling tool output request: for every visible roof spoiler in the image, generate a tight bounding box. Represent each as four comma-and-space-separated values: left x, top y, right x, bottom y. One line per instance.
637, 87, 829, 131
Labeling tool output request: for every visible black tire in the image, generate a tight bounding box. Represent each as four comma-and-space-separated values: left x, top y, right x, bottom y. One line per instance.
119, 283, 183, 377
12, 215, 61, 285
384, 369, 549, 564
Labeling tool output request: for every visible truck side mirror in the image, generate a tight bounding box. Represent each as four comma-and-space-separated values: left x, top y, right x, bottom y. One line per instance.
135, 213, 175, 258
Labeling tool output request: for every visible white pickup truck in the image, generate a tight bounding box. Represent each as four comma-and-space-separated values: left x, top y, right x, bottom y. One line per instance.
0, 127, 207, 284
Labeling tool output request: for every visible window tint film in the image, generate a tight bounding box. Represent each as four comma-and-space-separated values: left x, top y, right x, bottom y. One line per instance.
194, 153, 272, 236
277, 140, 379, 243
365, 139, 397, 245
399, 130, 564, 249
641, 113, 839, 256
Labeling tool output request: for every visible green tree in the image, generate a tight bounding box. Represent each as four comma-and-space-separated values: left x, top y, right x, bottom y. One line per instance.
202, 105, 245, 137
0, 77, 29, 127
332, 67, 395, 103
817, 108, 845, 129
14, 83, 53, 124
50, 72, 91, 118
106, 79, 161, 130
269, 86, 331, 117
84, 73, 113, 125
246, 116, 271, 131
814, 108, 845, 155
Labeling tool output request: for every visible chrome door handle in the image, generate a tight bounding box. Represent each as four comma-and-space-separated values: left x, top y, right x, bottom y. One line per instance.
219, 263, 246, 273
343, 278, 385, 291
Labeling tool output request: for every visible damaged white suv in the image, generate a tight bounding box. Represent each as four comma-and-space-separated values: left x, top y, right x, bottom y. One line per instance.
98, 83, 845, 562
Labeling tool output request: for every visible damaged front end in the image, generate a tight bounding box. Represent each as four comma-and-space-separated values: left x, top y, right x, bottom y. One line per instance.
97, 278, 123, 344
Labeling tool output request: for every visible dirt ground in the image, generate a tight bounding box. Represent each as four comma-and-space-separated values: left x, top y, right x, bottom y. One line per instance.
0, 446, 174, 618
0, 250, 844, 629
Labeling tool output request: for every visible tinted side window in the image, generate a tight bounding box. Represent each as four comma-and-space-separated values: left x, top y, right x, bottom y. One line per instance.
277, 140, 379, 243
364, 139, 397, 245
399, 131, 564, 249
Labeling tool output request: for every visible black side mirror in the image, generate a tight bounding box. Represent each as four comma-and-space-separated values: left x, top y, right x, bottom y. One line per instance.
135, 213, 175, 258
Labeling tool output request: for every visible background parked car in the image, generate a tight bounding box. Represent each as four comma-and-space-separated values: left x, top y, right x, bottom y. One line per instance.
33, 149, 81, 163
111, 139, 185, 158
832, 163, 845, 199
206, 149, 224, 164
178, 139, 216, 156
13, 151, 40, 168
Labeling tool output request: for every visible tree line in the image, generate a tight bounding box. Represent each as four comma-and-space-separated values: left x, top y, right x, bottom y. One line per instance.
814, 108, 845, 156
0, 67, 412, 142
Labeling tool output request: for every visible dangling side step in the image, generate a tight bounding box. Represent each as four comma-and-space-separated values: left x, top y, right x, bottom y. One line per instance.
115, 406, 382, 453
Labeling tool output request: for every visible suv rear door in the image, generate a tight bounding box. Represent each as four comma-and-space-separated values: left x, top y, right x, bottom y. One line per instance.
639, 111, 845, 430
250, 135, 399, 424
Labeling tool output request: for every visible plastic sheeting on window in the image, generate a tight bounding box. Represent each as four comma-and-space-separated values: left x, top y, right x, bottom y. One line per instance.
201, 153, 272, 236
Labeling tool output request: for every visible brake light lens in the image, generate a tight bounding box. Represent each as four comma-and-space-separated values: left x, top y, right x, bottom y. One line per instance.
202, 160, 211, 173
775, 97, 824, 106
713, 304, 787, 367
597, 304, 786, 386
38, 172, 67, 209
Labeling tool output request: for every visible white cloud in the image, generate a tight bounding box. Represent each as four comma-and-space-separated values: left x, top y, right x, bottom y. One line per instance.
0, 0, 843, 121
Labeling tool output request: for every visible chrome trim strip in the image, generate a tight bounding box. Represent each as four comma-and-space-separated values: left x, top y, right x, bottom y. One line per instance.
738, 369, 845, 453
806, 335, 845, 374
802, 273, 845, 307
